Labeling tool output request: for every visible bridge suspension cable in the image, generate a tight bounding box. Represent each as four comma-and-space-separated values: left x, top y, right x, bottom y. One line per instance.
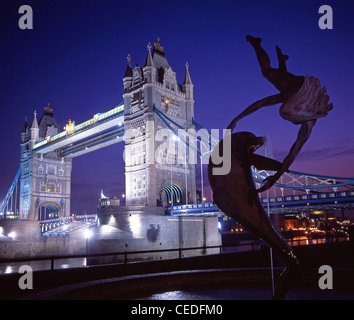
0, 167, 21, 219
154, 106, 354, 194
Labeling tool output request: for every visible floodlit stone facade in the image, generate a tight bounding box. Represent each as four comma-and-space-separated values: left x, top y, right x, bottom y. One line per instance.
123, 40, 196, 207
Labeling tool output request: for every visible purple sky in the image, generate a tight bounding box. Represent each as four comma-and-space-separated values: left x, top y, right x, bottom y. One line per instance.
0, 0, 353, 213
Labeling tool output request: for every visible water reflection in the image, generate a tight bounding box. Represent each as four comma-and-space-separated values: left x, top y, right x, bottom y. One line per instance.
143, 288, 273, 300
142, 286, 354, 300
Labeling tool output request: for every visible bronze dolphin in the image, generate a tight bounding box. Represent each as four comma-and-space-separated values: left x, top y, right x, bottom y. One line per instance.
208, 131, 298, 267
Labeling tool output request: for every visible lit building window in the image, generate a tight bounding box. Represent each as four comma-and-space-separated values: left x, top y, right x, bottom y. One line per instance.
46, 184, 55, 193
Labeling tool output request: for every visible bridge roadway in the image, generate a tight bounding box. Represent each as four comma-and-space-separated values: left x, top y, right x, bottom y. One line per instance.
168, 189, 354, 215
32, 104, 124, 158
37, 189, 354, 237
40, 214, 98, 236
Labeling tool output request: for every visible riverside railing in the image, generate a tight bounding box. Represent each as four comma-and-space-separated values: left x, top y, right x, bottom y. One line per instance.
0, 237, 348, 274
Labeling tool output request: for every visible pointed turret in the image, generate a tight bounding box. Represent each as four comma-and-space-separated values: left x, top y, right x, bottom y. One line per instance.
183, 61, 193, 85
22, 116, 29, 133
124, 54, 133, 78
144, 42, 155, 84
144, 42, 154, 67
21, 116, 30, 144
31, 110, 38, 129
123, 54, 133, 91
31, 110, 39, 142
183, 62, 194, 101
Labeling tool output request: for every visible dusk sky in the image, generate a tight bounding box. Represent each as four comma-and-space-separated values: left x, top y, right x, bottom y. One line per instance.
0, 0, 353, 213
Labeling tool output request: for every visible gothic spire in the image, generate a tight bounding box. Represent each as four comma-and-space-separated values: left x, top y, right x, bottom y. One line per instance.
124, 54, 133, 78
144, 42, 154, 67
22, 116, 29, 133
31, 110, 38, 129
183, 61, 193, 85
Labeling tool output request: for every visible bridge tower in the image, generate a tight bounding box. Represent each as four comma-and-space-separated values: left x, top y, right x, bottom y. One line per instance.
123, 39, 196, 207
19, 107, 72, 220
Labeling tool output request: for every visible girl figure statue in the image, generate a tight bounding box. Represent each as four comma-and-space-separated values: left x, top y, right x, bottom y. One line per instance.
228, 35, 333, 192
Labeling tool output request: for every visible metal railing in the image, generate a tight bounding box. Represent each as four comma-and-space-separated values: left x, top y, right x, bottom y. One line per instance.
0, 242, 255, 272
0, 237, 348, 274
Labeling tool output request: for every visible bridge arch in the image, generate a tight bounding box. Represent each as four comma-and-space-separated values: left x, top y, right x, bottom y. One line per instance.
160, 183, 184, 206
37, 202, 60, 221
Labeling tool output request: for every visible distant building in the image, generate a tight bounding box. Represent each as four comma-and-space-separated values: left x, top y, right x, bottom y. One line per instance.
99, 190, 120, 208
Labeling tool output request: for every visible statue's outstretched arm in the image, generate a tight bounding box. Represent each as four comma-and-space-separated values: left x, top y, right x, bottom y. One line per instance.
227, 93, 285, 132
257, 119, 317, 193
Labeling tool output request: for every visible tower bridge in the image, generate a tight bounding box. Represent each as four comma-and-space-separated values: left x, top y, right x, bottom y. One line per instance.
32, 104, 125, 157
1, 38, 354, 229
1, 39, 196, 222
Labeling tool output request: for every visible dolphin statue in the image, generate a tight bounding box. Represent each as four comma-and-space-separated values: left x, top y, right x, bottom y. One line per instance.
208, 131, 299, 298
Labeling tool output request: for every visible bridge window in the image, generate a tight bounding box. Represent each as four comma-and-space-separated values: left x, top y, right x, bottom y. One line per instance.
46, 184, 55, 193
38, 167, 44, 174
56, 186, 61, 193
47, 165, 56, 175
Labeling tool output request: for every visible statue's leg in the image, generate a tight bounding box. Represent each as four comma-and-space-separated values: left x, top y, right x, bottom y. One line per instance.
246, 35, 304, 94
276, 45, 289, 72
227, 93, 285, 132
246, 35, 274, 79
